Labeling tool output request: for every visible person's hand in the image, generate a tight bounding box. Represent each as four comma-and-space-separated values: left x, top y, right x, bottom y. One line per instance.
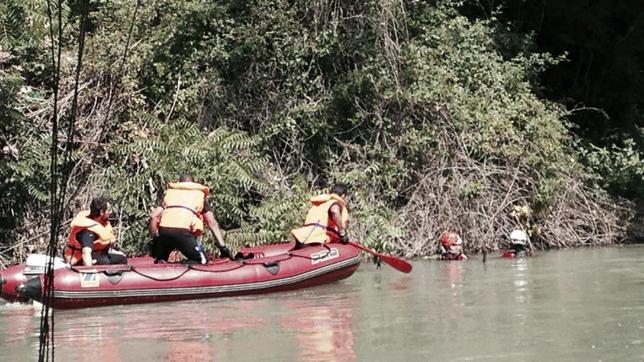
109, 248, 126, 256
339, 232, 349, 244
218, 245, 233, 259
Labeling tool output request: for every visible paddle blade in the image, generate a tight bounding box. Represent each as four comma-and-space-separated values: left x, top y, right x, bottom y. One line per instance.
348, 241, 412, 274
379, 254, 413, 273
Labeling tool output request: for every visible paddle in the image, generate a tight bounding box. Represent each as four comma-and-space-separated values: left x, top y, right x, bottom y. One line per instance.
347, 241, 412, 274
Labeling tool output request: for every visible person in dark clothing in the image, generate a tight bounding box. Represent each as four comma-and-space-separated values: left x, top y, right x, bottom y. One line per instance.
149, 175, 232, 264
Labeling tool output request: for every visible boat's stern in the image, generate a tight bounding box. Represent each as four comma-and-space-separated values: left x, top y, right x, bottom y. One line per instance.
16, 276, 42, 302
0, 264, 30, 303
1, 254, 66, 304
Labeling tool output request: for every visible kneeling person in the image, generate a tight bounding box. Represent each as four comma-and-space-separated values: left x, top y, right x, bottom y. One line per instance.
149, 175, 232, 264
64, 197, 127, 266
291, 183, 350, 247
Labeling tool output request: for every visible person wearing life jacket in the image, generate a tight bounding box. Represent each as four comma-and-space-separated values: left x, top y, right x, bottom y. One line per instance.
149, 175, 232, 264
291, 184, 351, 248
64, 197, 127, 266
438, 230, 467, 260
504, 229, 533, 258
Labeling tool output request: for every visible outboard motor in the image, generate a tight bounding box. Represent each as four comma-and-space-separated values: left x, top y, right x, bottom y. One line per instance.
0, 254, 67, 303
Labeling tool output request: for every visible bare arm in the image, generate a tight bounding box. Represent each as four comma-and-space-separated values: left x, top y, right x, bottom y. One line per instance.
329, 203, 347, 235
204, 210, 226, 247
149, 206, 164, 237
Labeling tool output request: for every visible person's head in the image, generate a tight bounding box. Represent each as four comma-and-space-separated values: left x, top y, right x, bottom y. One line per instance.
440, 231, 463, 252
179, 174, 194, 183
331, 183, 348, 198
510, 229, 528, 246
89, 196, 111, 222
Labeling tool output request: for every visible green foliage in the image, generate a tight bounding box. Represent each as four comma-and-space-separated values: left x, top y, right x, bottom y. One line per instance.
229, 189, 309, 246
103, 116, 272, 254
532, 176, 562, 212
0, 1, 58, 83
0, 68, 52, 242
0, 70, 25, 240
356, 206, 405, 252
0, 1, 48, 51
404, 7, 570, 169
459, 180, 486, 200
581, 138, 644, 199
0, 0, 78, 245
460, 0, 644, 200
0, 0, 636, 261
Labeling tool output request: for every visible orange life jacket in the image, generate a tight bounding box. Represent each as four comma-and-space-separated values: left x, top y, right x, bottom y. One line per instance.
64, 210, 115, 265
291, 193, 349, 244
158, 181, 209, 235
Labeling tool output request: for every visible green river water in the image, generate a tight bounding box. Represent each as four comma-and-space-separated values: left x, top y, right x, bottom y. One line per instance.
1, 245, 643, 361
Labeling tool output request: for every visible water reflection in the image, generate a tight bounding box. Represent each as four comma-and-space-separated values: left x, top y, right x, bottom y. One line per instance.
442, 262, 464, 291
0, 283, 362, 361
0, 304, 37, 345
440, 262, 466, 322
0, 298, 273, 361
57, 300, 269, 361
511, 258, 529, 304
282, 298, 356, 361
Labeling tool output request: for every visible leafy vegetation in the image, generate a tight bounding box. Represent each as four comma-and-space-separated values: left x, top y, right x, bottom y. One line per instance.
0, 0, 637, 266
461, 0, 644, 200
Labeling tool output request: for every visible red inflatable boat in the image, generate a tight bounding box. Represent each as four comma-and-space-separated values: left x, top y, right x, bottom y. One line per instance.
0, 242, 361, 309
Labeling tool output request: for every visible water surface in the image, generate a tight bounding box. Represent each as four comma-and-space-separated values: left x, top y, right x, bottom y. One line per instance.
1, 246, 643, 361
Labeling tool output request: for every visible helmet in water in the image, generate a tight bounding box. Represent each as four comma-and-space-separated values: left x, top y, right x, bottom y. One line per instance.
510, 229, 528, 246
439, 231, 463, 248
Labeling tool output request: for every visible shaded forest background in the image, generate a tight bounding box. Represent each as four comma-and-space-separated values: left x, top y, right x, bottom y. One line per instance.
0, 0, 641, 266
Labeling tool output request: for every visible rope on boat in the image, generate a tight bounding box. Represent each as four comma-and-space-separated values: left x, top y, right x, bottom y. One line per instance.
68, 265, 132, 275
129, 266, 193, 282
68, 264, 193, 282
187, 263, 246, 273
240, 254, 293, 265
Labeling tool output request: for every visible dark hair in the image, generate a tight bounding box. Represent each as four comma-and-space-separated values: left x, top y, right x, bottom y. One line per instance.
89, 197, 110, 217
331, 183, 348, 196
179, 174, 194, 182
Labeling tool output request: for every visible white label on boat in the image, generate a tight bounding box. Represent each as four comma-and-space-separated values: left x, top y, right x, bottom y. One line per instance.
311, 248, 340, 265
80, 272, 99, 288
